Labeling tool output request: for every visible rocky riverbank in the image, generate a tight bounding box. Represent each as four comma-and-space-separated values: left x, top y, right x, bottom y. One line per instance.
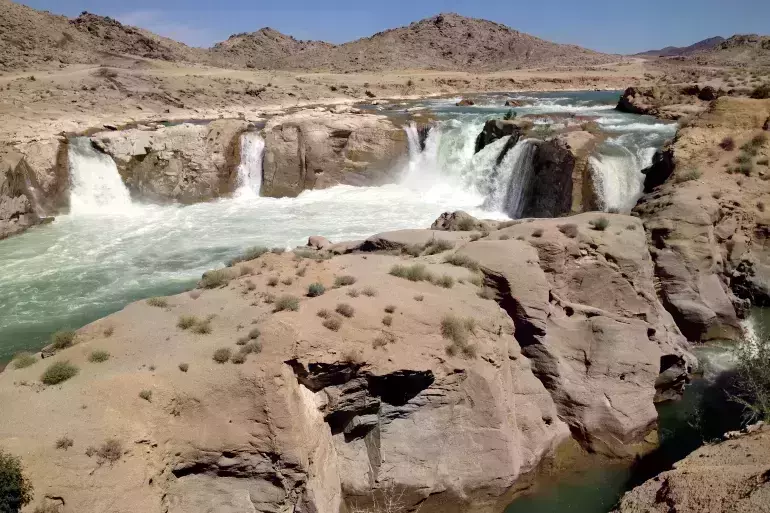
0, 210, 692, 513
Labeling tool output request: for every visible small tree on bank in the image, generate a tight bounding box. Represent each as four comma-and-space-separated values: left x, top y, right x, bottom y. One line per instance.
731, 328, 770, 423
0, 449, 33, 513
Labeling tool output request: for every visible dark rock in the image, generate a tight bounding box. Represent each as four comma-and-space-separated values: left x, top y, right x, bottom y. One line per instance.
642, 143, 675, 192
474, 119, 524, 153
456, 99, 475, 106
697, 85, 718, 101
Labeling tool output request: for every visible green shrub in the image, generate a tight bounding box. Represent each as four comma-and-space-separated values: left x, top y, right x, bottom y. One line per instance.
281, 277, 293, 286
335, 303, 355, 318
213, 348, 231, 364
443, 253, 480, 271
347, 288, 360, 298
178, 363, 189, 372
267, 276, 279, 287
362, 286, 377, 297
88, 350, 110, 363
423, 239, 454, 255
307, 283, 325, 297
589, 217, 610, 231
322, 317, 342, 331
0, 449, 33, 512
12, 352, 36, 369
231, 353, 247, 364
441, 315, 477, 358
334, 275, 357, 287
54, 436, 73, 451
199, 269, 231, 289
51, 330, 75, 350
248, 327, 260, 340
503, 109, 516, 120
103, 326, 115, 337
731, 330, 770, 422
317, 309, 331, 318
139, 390, 152, 402
674, 168, 702, 183
146, 297, 168, 308
389, 263, 434, 282
40, 361, 78, 385
402, 244, 424, 257
274, 295, 300, 312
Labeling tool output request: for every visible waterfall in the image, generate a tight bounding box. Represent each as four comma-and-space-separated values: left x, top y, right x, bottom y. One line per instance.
235, 132, 265, 197
500, 140, 538, 218
68, 137, 134, 215
590, 144, 656, 212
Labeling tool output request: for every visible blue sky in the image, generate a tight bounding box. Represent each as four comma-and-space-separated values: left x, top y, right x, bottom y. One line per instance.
18, 0, 770, 54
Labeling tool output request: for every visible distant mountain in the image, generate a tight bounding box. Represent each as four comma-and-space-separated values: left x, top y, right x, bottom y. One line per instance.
210, 28, 333, 69
272, 13, 619, 72
635, 36, 725, 57
0, 2, 619, 72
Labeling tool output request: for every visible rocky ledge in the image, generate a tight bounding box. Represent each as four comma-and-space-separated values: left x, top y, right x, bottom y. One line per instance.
0, 211, 691, 513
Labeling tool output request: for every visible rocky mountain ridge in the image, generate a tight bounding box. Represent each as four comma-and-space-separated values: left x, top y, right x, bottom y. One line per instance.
0, 2, 618, 72
635, 36, 725, 58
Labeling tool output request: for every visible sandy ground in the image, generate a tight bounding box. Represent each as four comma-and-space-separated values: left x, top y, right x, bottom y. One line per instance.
0, 58, 653, 144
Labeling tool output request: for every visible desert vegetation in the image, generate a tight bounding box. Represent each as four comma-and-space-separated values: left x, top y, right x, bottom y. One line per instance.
40, 361, 78, 385
441, 315, 477, 358
0, 449, 33, 512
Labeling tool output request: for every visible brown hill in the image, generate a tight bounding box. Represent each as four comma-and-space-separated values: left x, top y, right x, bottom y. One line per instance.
210, 27, 332, 69
635, 36, 725, 58
274, 13, 619, 72
651, 34, 770, 66
0, 0, 210, 71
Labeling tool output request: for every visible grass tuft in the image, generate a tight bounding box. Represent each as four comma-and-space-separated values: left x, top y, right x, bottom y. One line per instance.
146, 297, 168, 308
444, 253, 480, 271
213, 348, 232, 364
88, 350, 110, 363
589, 217, 610, 231
307, 283, 326, 297
178, 363, 189, 372
139, 390, 152, 402
335, 303, 355, 318
334, 275, 357, 287
441, 315, 477, 358
274, 295, 300, 312
322, 317, 342, 331
12, 352, 36, 369
51, 330, 76, 350
40, 361, 78, 385
199, 269, 231, 289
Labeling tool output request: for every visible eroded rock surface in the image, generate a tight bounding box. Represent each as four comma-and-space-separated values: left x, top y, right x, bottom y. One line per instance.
0, 211, 692, 513
635, 96, 770, 340
91, 119, 249, 204
616, 423, 770, 513
262, 109, 408, 197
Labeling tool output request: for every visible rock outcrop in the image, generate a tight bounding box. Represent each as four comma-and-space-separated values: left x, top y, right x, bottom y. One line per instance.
0, 156, 40, 240
91, 120, 249, 204
474, 119, 526, 153
0, 211, 691, 513
635, 96, 770, 341
261, 109, 408, 197
521, 131, 600, 218
615, 423, 770, 513
616, 86, 715, 120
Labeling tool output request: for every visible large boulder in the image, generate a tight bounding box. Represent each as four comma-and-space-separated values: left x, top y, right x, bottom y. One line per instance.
13, 138, 70, 214
0, 214, 692, 513
474, 119, 528, 153
261, 109, 408, 198
91, 119, 249, 204
520, 131, 600, 218
616, 86, 711, 120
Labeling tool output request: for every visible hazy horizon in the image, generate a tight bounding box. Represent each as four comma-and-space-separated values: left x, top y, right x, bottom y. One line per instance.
13, 0, 769, 54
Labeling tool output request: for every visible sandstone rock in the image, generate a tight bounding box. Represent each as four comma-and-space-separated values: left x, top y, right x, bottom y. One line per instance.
14, 138, 69, 214
91, 119, 249, 204
504, 99, 523, 107
456, 99, 475, 106
262, 110, 408, 198
360, 229, 472, 252
0, 162, 40, 240
615, 424, 770, 513
307, 235, 331, 250
430, 211, 495, 232
616, 86, 710, 120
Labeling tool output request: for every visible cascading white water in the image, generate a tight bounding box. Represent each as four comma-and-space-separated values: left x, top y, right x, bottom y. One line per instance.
500, 140, 538, 218
590, 144, 657, 212
235, 132, 265, 197
68, 137, 134, 215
